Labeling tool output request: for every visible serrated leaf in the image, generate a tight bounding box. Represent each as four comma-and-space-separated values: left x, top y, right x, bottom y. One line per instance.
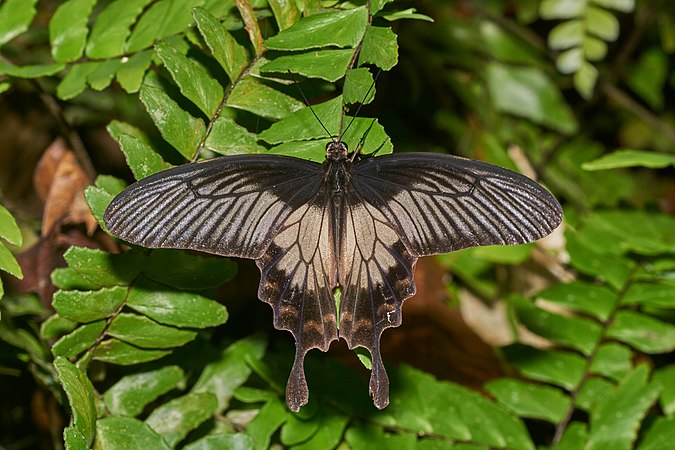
607, 311, 675, 353
265, 7, 368, 50
155, 40, 223, 117
485, 378, 570, 424
204, 114, 267, 155
343, 68, 375, 105
139, 82, 206, 160
108, 313, 197, 348
262, 49, 353, 82
358, 25, 398, 70
193, 7, 249, 81
587, 365, 661, 449
93, 338, 172, 365
145, 392, 218, 447
94, 417, 171, 450
183, 433, 254, 450
86, 0, 152, 58
49, 0, 96, 62
40, 314, 77, 341
577, 377, 614, 412
144, 249, 237, 290
116, 134, 171, 180
566, 233, 632, 290
259, 96, 342, 144
227, 77, 304, 120
652, 365, 675, 416
53, 287, 127, 323
623, 283, 675, 308
126, 278, 228, 328
0, 241, 22, 279
52, 320, 106, 358
63, 247, 147, 288
192, 334, 267, 411
638, 416, 675, 450
590, 343, 633, 380
486, 63, 578, 135
0, 0, 38, 47
125, 0, 205, 53
104, 365, 184, 416
54, 358, 96, 447
553, 422, 589, 449
116, 51, 153, 93
503, 344, 586, 389
583, 150, 675, 170
269, 0, 300, 31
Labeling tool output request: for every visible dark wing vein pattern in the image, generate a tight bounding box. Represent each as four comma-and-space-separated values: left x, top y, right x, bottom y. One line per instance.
104, 155, 323, 259
256, 187, 338, 412
353, 153, 563, 257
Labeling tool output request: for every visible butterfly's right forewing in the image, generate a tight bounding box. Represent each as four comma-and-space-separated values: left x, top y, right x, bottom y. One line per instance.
104, 155, 322, 259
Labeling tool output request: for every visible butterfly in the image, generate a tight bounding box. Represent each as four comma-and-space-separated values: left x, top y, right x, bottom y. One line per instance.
104, 137, 562, 412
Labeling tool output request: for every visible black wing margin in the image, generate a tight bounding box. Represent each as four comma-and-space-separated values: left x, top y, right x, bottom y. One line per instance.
104, 155, 323, 259
352, 153, 563, 257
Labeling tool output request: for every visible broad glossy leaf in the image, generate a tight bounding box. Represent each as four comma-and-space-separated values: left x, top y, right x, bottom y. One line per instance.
0, 0, 38, 46
94, 417, 170, 450
54, 358, 96, 447
104, 366, 184, 417
485, 378, 570, 424
265, 7, 368, 50
49, 0, 96, 62
126, 278, 228, 328
358, 26, 398, 70
262, 49, 353, 82
52, 320, 106, 358
86, 0, 152, 58
193, 7, 248, 81
93, 339, 172, 365
53, 286, 127, 322
587, 365, 660, 449
108, 313, 197, 348
145, 392, 218, 447
139, 82, 206, 160
155, 40, 223, 117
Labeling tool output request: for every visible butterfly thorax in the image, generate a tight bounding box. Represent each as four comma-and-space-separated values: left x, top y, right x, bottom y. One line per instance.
325, 140, 348, 161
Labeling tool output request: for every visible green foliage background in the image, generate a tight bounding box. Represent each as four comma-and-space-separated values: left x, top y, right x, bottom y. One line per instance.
1, 0, 674, 449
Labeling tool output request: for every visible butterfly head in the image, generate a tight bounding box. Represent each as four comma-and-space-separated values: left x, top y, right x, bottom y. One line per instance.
326, 140, 349, 161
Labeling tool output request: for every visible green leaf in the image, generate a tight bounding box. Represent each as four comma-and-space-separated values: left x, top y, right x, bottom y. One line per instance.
192, 334, 267, 411
54, 358, 96, 448
94, 417, 170, 450
93, 338, 172, 365
125, 0, 205, 53
346, 424, 416, 450
86, 60, 122, 91
259, 96, 342, 143
652, 365, 675, 416
227, 77, 304, 120
40, 314, 78, 341
49, 0, 96, 62
623, 283, 675, 309
205, 114, 267, 155
0, 0, 38, 46
512, 295, 602, 355
52, 320, 106, 358
574, 60, 599, 99
108, 313, 197, 348
503, 344, 586, 389
62, 247, 147, 288
127, 278, 228, 328
577, 377, 614, 412
343, 68, 375, 105
486, 62, 578, 135
0, 61, 65, 78
0, 241, 22, 279
247, 398, 290, 450
269, 0, 300, 31
56, 62, 98, 100
566, 233, 632, 290
115, 133, 170, 180
64, 427, 88, 450
139, 82, 206, 160
587, 365, 661, 449
607, 311, 675, 353
85, 0, 152, 58
626, 49, 667, 110
183, 433, 254, 450
104, 366, 184, 417
638, 416, 675, 450
262, 49, 353, 82
265, 7, 368, 50
193, 7, 249, 81
155, 40, 224, 117
582, 149, 675, 170
549, 20, 583, 50
553, 422, 589, 449
144, 249, 237, 290
381, 8, 434, 22
145, 392, 218, 447
592, 0, 635, 13
291, 409, 348, 449
485, 378, 570, 424
590, 343, 633, 380
280, 412, 320, 446
540, 0, 585, 19
53, 286, 127, 323
587, 6, 619, 41
116, 51, 153, 94
358, 25, 398, 70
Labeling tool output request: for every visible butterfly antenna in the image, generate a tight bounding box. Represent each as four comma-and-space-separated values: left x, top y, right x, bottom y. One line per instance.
341, 69, 382, 139
288, 70, 335, 141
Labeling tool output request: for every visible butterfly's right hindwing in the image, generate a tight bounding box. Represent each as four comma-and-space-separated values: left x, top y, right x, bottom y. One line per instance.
104, 155, 323, 259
